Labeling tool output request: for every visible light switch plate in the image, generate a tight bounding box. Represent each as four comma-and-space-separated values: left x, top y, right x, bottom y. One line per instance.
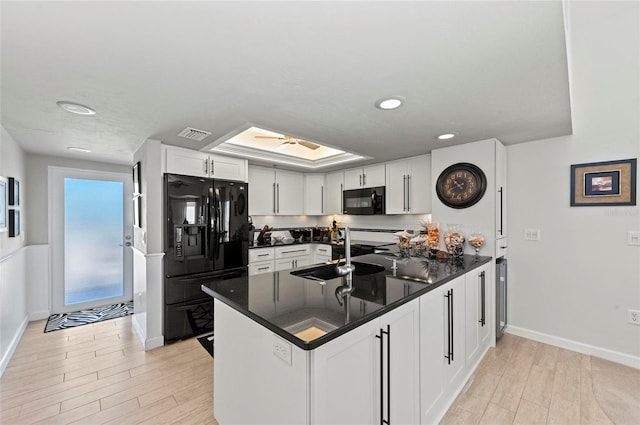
524, 228, 541, 241
628, 231, 640, 246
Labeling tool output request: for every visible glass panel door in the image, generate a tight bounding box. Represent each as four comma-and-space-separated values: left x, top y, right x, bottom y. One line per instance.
51, 167, 133, 313
64, 178, 124, 305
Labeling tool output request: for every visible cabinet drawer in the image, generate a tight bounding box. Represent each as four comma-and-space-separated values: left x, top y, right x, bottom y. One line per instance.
248, 261, 274, 276
275, 245, 311, 259
315, 245, 332, 256
249, 248, 275, 263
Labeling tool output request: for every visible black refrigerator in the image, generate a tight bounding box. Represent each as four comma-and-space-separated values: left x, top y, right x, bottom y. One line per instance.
163, 174, 249, 344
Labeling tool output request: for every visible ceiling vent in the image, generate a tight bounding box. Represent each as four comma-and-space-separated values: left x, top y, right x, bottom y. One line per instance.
177, 127, 212, 142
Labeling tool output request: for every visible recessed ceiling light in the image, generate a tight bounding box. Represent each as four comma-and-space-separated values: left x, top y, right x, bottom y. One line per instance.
56, 101, 96, 116
437, 133, 457, 140
67, 146, 91, 153
375, 97, 404, 110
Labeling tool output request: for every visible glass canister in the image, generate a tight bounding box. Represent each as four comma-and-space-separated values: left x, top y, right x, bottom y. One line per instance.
444, 224, 465, 259
467, 231, 486, 257
426, 223, 441, 258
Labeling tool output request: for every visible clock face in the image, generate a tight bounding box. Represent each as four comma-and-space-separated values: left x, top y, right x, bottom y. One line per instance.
436, 162, 487, 209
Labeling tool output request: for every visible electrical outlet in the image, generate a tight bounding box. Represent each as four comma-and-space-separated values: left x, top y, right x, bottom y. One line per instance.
273, 335, 292, 365
628, 231, 640, 246
628, 309, 640, 325
524, 228, 541, 241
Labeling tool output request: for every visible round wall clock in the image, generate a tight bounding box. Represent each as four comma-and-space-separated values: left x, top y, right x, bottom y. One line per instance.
436, 162, 487, 209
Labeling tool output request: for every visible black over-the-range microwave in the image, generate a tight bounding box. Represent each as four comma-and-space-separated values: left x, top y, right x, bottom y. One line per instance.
343, 186, 385, 215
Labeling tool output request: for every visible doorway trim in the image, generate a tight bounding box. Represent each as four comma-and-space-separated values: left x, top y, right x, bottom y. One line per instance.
49, 166, 133, 314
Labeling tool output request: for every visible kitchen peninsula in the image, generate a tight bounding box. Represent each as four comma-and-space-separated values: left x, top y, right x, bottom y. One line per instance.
202, 252, 493, 424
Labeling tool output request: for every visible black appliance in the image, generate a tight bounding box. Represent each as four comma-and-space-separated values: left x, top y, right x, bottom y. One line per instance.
343, 186, 385, 215
496, 257, 507, 339
164, 174, 249, 344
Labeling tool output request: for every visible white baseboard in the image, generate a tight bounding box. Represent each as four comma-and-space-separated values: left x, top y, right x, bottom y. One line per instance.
132, 314, 146, 348
29, 310, 51, 321
506, 325, 640, 370
0, 314, 29, 378
144, 336, 164, 351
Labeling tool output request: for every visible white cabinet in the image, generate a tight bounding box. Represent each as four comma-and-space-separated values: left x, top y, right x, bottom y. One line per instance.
313, 244, 332, 264
495, 141, 507, 240
344, 164, 386, 189
325, 171, 344, 214
311, 298, 420, 425
163, 145, 247, 181
420, 275, 466, 424
465, 263, 491, 369
275, 244, 311, 270
248, 166, 304, 216
304, 174, 325, 215
248, 248, 275, 276
385, 155, 431, 214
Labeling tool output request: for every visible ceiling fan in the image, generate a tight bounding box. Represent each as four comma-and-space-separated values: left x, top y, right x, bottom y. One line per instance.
255, 134, 320, 150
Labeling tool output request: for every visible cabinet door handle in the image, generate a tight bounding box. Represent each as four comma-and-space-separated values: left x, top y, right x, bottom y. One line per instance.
444, 289, 454, 364
273, 183, 276, 214
407, 175, 410, 212
211, 160, 215, 176
321, 185, 324, 214
479, 271, 486, 326
498, 187, 504, 236
376, 328, 384, 425
375, 325, 390, 425
340, 183, 344, 211
403, 175, 407, 211
276, 183, 280, 213
363, 173, 366, 187
360, 174, 362, 186
204, 159, 208, 175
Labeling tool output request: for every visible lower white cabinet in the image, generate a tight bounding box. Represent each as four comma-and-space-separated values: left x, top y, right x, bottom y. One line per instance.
249, 247, 275, 276
313, 244, 332, 264
420, 275, 466, 424
275, 245, 311, 271
311, 298, 420, 425
465, 263, 492, 368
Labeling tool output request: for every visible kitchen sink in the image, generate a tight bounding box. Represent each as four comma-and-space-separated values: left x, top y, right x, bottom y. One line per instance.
291, 261, 386, 281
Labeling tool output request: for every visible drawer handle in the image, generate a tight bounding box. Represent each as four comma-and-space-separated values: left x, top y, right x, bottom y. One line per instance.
257, 253, 270, 257
282, 249, 307, 254
257, 267, 270, 271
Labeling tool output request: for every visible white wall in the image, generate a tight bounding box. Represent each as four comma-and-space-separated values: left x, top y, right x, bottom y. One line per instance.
0, 125, 28, 377
507, 1, 640, 365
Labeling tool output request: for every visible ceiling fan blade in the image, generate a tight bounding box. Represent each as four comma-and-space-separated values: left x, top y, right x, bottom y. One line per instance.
297, 140, 321, 150
255, 135, 287, 140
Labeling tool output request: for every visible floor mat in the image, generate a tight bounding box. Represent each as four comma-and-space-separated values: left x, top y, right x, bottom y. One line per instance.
197, 332, 214, 357
44, 301, 134, 332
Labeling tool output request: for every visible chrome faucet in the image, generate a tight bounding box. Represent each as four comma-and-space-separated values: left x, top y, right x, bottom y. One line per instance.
335, 227, 356, 295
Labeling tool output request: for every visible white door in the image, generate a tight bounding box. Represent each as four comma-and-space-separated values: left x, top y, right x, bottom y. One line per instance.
50, 167, 133, 313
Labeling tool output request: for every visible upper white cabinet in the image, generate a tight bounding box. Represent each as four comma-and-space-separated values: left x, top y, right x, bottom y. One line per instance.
385, 154, 431, 214
304, 174, 325, 215
344, 164, 385, 190
324, 171, 344, 214
163, 145, 247, 181
248, 166, 304, 216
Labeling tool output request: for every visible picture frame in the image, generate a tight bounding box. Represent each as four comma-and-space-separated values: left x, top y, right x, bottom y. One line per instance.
9, 209, 20, 237
8, 177, 19, 206
0, 177, 7, 232
570, 158, 637, 206
133, 195, 142, 228
133, 161, 141, 196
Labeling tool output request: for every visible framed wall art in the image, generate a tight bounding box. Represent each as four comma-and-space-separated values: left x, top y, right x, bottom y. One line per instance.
0, 177, 7, 232
8, 177, 19, 206
9, 209, 20, 237
570, 158, 637, 206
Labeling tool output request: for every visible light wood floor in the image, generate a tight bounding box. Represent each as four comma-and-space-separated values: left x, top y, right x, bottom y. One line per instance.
443, 333, 640, 425
0, 315, 218, 425
2, 317, 639, 425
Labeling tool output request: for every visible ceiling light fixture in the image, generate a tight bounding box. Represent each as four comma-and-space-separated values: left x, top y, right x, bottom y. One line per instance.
437, 133, 457, 140
67, 146, 91, 153
375, 97, 404, 110
56, 101, 96, 116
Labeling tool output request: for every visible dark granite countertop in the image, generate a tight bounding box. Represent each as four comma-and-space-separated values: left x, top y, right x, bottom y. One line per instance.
202, 252, 491, 350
